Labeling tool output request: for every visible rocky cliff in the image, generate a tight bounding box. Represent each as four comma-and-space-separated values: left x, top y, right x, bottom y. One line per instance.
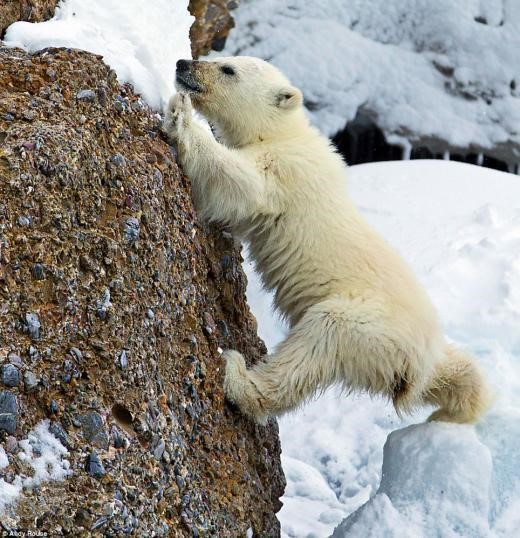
0, 42, 283, 538
189, 0, 239, 58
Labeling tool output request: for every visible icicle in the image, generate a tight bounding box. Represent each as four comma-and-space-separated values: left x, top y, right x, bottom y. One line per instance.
401, 142, 412, 161
443, 151, 450, 160
477, 153, 484, 166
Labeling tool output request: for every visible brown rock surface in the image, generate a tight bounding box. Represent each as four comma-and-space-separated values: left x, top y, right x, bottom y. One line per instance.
0, 0, 59, 37
189, 0, 239, 58
0, 46, 284, 536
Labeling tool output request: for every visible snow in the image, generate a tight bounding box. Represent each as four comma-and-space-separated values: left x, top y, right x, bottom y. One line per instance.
0, 447, 9, 469
220, 0, 520, 163
0, 420, 71, 515
243, 160, 520, 537
3, 0, 193, 111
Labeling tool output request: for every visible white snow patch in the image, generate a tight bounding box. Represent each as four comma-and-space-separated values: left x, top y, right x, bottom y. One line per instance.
243, 160, 520, 537
0, 420, 71, 514
0, 447, 9, 470
4, 0, 194, 110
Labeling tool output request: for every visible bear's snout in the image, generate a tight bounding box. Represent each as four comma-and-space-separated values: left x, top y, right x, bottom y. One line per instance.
175, 60, 204, 93
176, 59, 192, 72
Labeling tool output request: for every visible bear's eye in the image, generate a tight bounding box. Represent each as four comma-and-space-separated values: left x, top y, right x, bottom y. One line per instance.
221, 65, 236, 76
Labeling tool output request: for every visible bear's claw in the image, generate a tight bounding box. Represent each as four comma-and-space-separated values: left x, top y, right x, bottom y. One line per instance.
163, 92, 192, 138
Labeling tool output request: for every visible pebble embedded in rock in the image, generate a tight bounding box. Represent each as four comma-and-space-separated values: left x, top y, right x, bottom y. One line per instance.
49, 421, 72, 449
5, 436, 17, 453
111, 427, 126, 449
86, 450, 106, 478
76, 89, 97, 103
49, 399, 59, 414
217, 320, 230, 337
152, 437, 165, 460
69, 347, 83, 363
123, 217, 140, 244
28, 346, 40, 361
0, 391, 18, 434
23, 370, 39, 392
81, 411, 109, 449
24, 312, 41, 341
1, 364, 20, 387
8, 353, 23, 368
95, 288, 112, 320
17, 215, 31, 227
32, 263, 45, 280
111, 153, 126, 167
117, 350, 128, 369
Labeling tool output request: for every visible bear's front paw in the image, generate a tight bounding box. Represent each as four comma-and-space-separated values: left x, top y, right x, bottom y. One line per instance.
163, 92, 192, 139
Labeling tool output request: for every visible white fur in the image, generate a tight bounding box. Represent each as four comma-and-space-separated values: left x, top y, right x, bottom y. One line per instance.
164, 56, 490, 425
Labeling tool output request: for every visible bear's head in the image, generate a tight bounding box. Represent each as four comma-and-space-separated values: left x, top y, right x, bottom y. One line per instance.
175, 56, 304, 146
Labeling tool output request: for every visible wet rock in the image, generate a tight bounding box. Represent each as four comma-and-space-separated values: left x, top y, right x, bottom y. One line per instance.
0, 391, 18, 434
1, 364, 20, 387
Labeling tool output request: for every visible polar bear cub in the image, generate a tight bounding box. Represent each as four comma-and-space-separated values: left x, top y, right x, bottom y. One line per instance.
163, 56, 490, 425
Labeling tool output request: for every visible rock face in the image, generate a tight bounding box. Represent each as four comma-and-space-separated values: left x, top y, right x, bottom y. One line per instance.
0, 0, 59, 37
189, 0, 239, 58
0, 46, 284, 536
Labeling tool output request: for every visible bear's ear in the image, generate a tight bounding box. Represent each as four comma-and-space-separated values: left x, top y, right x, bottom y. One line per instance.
275, 86, 303, 110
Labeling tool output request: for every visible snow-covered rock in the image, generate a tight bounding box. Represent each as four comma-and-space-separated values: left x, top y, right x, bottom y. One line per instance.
221, 0, 520, 164
4, 0, 194, 110
0, 421, 71, 514
332, 423, 492, 537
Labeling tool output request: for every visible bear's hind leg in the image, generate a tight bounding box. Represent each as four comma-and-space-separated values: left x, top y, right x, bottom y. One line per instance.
223, 299, 345, 424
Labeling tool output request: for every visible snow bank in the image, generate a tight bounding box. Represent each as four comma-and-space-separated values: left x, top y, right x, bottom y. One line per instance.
332, 423, 492, 537
4, 0, 193, 110
0, 420, 71, 514
220, 0, 520, 162
242, 160, 520, 537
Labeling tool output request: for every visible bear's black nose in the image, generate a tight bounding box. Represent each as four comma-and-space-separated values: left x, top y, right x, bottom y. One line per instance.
176, 59, 192, 72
